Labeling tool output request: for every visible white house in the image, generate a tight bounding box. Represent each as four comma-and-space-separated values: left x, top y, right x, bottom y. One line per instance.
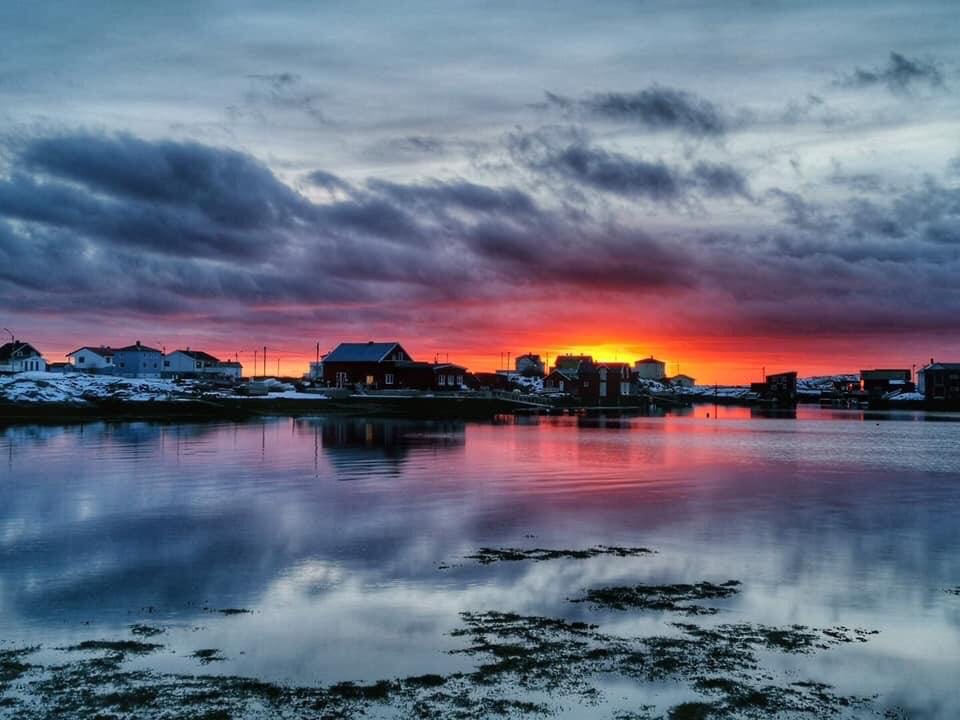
634, 357, 666, 380
163, 349, 242, 379
668, 374, 696, 388
0, 340, 47, 373
66, 346, 115, 372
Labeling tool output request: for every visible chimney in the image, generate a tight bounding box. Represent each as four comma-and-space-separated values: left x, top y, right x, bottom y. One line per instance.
136, 340, 141, 348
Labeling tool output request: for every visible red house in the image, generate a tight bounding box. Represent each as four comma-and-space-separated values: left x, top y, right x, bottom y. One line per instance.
432, 363, 468, 390
578, 362, 633, 405
321, 342, 472, 391
543, 369, 576, 394
322, 342, 420, 389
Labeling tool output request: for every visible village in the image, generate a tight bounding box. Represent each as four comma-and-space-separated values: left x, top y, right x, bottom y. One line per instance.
2, 335, 959, 412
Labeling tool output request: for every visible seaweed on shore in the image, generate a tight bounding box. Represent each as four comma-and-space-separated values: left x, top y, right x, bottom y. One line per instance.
0, 646, 38, 685
192, 648, 226, 664
452, 611, 874, 716
130, 623, 165, 637
1, 601, 878, 719
464, 546, 654, 565
573, 580, 741, 615
62, 639, 163, 656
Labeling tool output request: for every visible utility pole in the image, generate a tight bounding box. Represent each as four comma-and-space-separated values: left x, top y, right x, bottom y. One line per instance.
263, 346, 267, 378
277, 358, 280, 376
254, 349, 258, 378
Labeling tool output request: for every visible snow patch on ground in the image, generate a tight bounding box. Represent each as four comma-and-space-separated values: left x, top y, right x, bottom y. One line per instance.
0, 372, 194, 403
887, 391, 925, 401
234, 391, 329, 400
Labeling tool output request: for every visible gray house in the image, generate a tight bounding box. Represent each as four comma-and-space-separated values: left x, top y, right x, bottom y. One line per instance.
162, 349, 243, 379
113, 341, 163, 378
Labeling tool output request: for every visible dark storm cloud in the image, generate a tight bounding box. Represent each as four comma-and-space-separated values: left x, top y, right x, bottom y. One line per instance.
2, 130, 959, 337
509, 130, 749, 202
19, 132, 314, 228
464, 219, 695, 291
366, 179, 540, 217
0, 132, 319, 261
545, 86, 728, 137
839, 52, 944, 93
691, 162, 751, 199
305, 168, 353, 194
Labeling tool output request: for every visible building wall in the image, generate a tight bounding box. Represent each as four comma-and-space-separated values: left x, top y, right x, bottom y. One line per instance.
762, 372, 798, 403
634, 360, 666, 380
515, 355, 544, 376
0, 356, 47, 373
114, 349, 163, 378
322, 361, 434, 390
434, 373, 465, 388
69, 350, 114, 371
163, 352, 207, 374
218, 364, 243, 380
921, 368, 960, 400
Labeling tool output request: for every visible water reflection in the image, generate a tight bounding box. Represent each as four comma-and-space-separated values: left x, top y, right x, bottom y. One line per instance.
0, 412, 958, 717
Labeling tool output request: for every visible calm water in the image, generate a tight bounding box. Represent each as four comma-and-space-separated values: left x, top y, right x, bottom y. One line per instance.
1, 407, 959, 717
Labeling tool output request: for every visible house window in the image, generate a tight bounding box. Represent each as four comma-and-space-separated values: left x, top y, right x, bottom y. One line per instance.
78, 356, 85, 364
164, 360, 170, 367
366, 375, 375, 385
385, 373, 395, 385
456, 375, 463, 386
106, 357, 112, 364
336, 372, 349, 387
558, 381, 564, 391
196, 362, 202, 369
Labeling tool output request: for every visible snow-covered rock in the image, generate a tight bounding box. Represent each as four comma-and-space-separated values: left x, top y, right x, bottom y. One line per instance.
0, 372, 198, 403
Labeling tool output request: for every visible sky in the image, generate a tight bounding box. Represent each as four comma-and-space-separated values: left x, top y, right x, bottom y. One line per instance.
1, 0, 958, 383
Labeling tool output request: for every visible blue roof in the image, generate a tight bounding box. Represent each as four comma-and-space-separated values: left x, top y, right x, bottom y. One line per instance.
325, 342, 408, 363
